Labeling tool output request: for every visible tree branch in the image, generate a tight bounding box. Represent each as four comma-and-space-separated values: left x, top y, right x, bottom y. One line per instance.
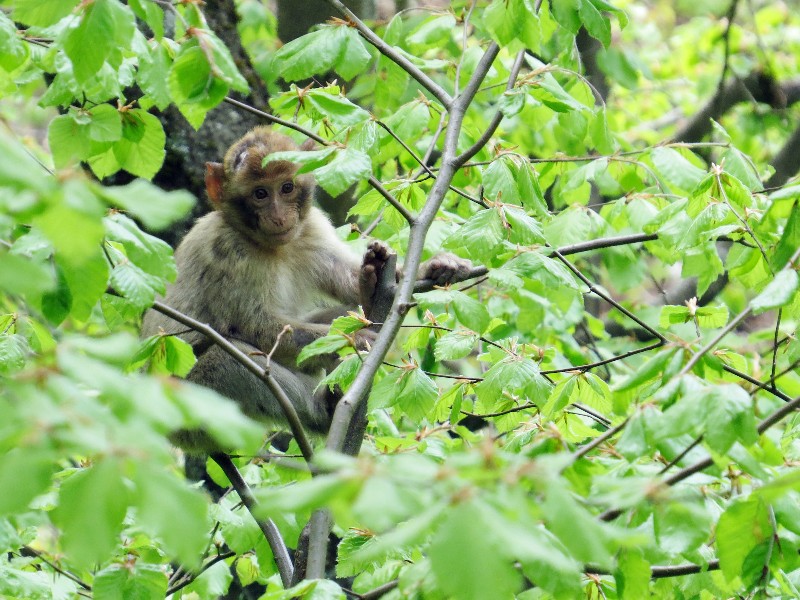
148, 299, 315, 463
323, 0, 453, 108
211, 454, 294, 586
304, 41, 502, 580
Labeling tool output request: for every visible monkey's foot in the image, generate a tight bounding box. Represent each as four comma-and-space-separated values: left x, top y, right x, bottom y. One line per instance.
359, 241, 395, 321
420, 253, 473, 286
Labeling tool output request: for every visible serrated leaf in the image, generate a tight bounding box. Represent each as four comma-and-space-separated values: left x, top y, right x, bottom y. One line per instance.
651, 147, 706, 191
750, 270, 799, 314
110, 261, 164, 310
314, 147, 372, 197
396, 367, 438, 421
276, 25, 370, 82
450, 290, 490, 333
101, 179, 195, 231
505, 252, 579, 289
305, 90, 371, 129
504, 205, 545, 245
443, 209, 505, 261
434, 329, 479, 361
484, 157, 518, 203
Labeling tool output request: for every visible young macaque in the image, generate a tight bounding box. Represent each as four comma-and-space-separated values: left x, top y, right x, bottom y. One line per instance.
142, 126, 471, 446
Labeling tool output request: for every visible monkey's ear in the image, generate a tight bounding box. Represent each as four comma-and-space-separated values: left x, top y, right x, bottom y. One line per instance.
300, 138, 316, 152
205, 162, 225, 206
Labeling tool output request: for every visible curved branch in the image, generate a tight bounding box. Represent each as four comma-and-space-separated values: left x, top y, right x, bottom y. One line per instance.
211, 454, 294, 587
322, 0, 453, 108
148, 298, 316, 463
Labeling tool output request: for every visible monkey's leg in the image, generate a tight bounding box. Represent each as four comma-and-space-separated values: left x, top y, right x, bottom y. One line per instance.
185, 341, 332, 447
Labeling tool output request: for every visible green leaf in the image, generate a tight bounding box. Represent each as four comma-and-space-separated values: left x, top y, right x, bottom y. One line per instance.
100, 179, 195, 231
314, 147, 372, 197
653, 498, 712, 555
52, 460, 128, 567
717, 497, 770, 582
134, 468, 208, 567
48, 113, 92, 168
750, 270, 799, 314
476, 357, 549, 412
504, 205, 545, 245
0, 334, 30, 375
0, 13, 29, 72
110, 260, 164, 310
484, 157, 519, 203
450, 290, 491, 333
276, 25, 371, 82
659, 305, 690, 328
297, 334, 349, 365
429, 500, 522, 600
129, 0, 164, 39
505, 252, 579, 289
578, 0, 611, 47
11, 0, 76, 26
650, 147, 706, 191
305, 90, 371, 129
443, 209, 505, 262
93, 564, 167, 600
111, 109, 166, 180
483, 0, 540, 49
0, 252, 55, 297
104, 212, 176, 281
615, 552, 650, 600
695, 305, 729, 328
198, 29, 249, 93
138, 41, 172, 109
0, 449, 56, 514
773, 202, 800, 271
434, 329, 479, 361
395, 367, 438, 421
703, 384, 758, 454
62, 0, 134, 84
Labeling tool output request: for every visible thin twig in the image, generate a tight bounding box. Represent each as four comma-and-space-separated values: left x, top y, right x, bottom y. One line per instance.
211, 454, 294, 587
570, 418, 629, 463
20, 546, 91, 591
166, 551, 236, 595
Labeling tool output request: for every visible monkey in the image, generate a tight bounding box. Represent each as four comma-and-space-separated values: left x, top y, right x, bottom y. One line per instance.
141, 126, 472, 450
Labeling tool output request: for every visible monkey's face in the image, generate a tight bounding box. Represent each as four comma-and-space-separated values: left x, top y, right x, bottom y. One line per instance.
221, 166, 314, 249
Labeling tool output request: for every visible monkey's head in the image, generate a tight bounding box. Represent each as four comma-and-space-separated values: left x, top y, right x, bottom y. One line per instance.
205, 127, 316, 250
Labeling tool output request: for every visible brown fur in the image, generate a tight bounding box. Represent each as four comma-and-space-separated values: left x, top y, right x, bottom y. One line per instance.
141, 127, 471, 449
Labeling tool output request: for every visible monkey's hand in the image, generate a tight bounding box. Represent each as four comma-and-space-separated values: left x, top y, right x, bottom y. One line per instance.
359, 241, 397, 322
419, 253, 473, 286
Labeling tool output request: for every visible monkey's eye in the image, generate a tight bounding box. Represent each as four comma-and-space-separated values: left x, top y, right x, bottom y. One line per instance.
280, 182, 294, 194
253, 187, 269, 200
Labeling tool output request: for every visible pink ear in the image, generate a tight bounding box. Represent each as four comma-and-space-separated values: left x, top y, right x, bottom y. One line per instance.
205, 162, 225, 206
300, 137, 316, 151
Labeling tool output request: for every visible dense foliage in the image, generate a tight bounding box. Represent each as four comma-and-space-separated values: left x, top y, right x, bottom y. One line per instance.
1, 0, 799, 598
